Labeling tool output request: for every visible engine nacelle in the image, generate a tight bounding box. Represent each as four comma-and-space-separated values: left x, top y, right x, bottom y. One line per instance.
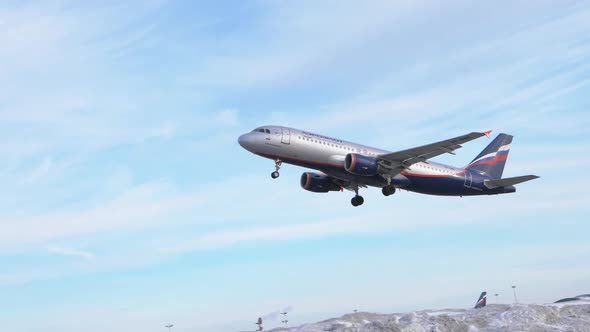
344, 153, 380, 176
300, 172, 341, 193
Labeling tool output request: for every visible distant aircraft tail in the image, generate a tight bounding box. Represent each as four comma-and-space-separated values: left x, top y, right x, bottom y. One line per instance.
465, 134, 513, 179
474, 291, 487, 309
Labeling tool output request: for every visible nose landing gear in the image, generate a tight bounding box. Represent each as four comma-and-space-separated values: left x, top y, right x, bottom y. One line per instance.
271, 159, 282, 179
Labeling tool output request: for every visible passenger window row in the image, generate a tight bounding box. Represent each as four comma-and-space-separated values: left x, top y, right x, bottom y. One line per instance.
297, 135, 378, 155
417, 163, 453, 174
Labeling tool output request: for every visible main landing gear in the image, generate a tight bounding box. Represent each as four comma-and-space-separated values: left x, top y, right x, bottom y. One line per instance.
351, 184, 395, 206
271, 159, 282, 179
351, 185, 364, 207
351, 195, 364, 207
382, 185, 396, 196
381, 175, 396, 197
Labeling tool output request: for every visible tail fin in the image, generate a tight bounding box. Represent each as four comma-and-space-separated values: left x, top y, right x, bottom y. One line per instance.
474, 291, 487, 309
465, 134, 513, 179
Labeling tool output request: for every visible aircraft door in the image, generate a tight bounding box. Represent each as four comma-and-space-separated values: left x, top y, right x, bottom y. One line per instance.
463, 172, 472, 188
281, 127, 291, 144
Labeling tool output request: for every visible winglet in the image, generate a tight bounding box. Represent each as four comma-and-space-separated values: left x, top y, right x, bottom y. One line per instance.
484, 130, 492, 138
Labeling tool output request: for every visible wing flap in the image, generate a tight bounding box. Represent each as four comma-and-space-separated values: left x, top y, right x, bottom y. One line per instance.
484, 175, 540, 189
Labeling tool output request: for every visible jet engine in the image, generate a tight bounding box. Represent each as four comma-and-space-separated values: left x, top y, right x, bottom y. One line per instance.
344, 153, 380, 176
300, 172, 341, 193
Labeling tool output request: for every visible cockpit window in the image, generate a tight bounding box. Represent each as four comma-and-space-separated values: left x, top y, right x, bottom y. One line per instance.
252, 127, 271, 134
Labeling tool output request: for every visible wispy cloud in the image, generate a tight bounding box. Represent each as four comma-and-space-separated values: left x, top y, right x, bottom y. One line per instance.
214, 108, 240, 127
181, 0, 439, 90
0, 181, 198, 250
262, 6, 590, 143
24, 158, 53, 184
163, 187, 589, 255
47, 245, 96, 260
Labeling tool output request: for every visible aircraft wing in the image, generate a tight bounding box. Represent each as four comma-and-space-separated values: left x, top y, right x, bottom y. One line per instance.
377, 131, 491, 173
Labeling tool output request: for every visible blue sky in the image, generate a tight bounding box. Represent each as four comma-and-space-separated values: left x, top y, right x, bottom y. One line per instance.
1, 1, 590, 331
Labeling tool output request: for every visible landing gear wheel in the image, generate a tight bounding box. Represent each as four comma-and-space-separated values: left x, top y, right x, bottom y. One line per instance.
350, 183, 364, 207
271, 159, 282, 179
351, 195, 364, 207
382, 185, 396, 196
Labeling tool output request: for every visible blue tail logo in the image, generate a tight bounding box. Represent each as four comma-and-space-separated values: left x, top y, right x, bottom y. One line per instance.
466, 134, 513, 179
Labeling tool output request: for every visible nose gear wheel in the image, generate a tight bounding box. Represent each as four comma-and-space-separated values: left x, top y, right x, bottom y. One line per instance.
271, 159, 282, 179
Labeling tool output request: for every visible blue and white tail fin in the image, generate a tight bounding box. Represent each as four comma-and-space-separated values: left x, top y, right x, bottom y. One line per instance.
465, 134, 513, 179
474, 291, 487, 309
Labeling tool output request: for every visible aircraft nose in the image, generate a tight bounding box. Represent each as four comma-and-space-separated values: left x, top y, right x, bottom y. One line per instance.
238, 133, 255, 150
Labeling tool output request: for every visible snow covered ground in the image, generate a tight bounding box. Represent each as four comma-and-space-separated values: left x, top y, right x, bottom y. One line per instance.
266, 298, 590, 332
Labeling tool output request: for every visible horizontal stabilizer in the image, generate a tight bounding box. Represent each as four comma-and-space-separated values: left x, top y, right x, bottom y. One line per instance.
484, 175, 539, 189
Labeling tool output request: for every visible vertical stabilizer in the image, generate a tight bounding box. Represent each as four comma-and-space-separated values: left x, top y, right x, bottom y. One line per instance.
474, 291, 487, 309
466, 134, 513, 179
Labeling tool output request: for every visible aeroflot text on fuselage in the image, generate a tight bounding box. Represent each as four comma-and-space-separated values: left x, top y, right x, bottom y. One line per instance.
238, 126, 538, 207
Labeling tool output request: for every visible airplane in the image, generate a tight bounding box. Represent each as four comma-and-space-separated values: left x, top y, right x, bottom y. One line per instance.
238, 126, 539, 206
474, 291, 487, 309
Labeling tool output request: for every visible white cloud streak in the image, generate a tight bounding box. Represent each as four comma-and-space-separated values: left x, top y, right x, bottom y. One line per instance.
214, 108, 240, 127
258, 6, 590, 143
0, 181, 199, 251
164, 188, 589, 255
182, 0, 439, 89
25, 158, 53, 184
47, 245, 96, 260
